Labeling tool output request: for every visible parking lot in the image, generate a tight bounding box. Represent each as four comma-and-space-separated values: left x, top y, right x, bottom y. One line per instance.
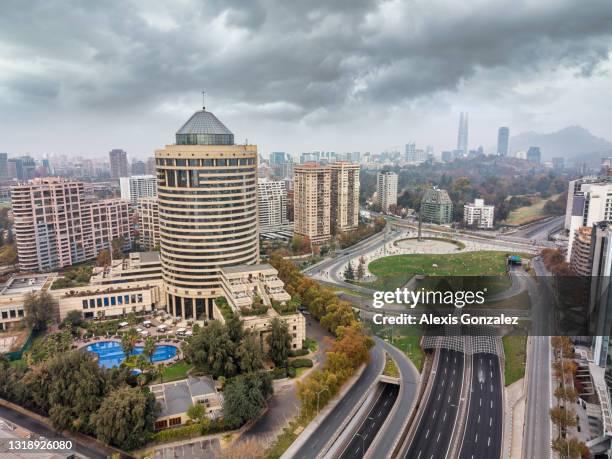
153, 438, 220, 459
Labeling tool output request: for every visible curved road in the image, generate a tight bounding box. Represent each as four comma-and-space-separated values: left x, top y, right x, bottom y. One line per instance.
458, 353, 503, 459
291, 343, 385, 459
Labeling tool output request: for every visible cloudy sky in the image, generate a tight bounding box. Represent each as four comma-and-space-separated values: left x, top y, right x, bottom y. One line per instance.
2, 0, 612, 160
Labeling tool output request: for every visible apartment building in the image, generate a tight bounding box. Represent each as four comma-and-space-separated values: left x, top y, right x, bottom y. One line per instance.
376, 171, 398, 212
463, 198, 495, 229
258, 178, 289, 233
293, 163, 331, 244
564, 178, 612, 261
120, 174, 157, 205
11, 177, 131, 272
109, 149, 129, 179
569, 226, 593, 276
156, 107, 259, 318
138, 197, 160, 250
421, 187, 453, 224
330, 162, 360, 232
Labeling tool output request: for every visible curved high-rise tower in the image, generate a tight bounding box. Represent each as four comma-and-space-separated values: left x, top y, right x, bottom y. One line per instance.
155, 107, 259, 320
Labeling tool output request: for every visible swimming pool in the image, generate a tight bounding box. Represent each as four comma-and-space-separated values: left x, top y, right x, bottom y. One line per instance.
84, 341, 178, 368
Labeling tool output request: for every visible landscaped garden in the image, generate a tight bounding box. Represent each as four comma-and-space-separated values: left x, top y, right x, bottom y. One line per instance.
363, 250, 519, 292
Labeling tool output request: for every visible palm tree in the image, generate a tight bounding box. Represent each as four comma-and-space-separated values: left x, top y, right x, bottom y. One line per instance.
143, 336, 156, 363
121, 328, 139, 358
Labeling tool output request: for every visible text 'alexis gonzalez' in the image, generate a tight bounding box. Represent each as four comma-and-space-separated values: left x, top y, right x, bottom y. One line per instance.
372, 288, 487, 309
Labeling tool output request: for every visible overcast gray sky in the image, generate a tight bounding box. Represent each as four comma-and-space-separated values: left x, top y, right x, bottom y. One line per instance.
1, 0, 612, 159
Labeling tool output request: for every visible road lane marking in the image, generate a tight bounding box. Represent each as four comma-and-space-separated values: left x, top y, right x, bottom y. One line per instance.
425, 429, 430, 439
477, 414, 480, 423
488, 436, 491, 447
443, 411, 447, 421
490, 417, 492, 427
475, 433, 478, 443
437, 432, 441, 443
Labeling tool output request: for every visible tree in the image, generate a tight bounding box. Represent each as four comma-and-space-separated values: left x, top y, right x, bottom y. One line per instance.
356, 256, 366, 281
24, 291, 57, 332
554, 386, 578, 404
222, 372, 272, 428
267, 318, 291, 368
94, 386, 157, 450
226, 313, 244, 344
111, 237, 125, 260
142, 336, 156, 363
236, 332, 264, 373
183, 321, 237, 378
60, 310, 84, 331
343, 261, 355, 281
551, 437, 590, 459
550, 406, 577, 436
97, 249, 111, 267
186, 403, 205, 423
121, 328, 139, 359
23, 351, 109, 433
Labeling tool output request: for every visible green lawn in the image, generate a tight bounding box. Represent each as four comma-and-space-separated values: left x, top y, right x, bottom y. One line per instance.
393, 336, 425, 372
504, 193, 562, 226
383, 354, 400, 377
153, 361, 192, 383
365, 251, 514, 292
503, 335, 527, 386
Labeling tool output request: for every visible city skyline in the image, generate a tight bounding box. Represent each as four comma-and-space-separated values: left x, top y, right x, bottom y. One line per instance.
2, 1, 612, 157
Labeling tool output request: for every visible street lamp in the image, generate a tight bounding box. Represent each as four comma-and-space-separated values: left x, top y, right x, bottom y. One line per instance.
316, 387, 330, 415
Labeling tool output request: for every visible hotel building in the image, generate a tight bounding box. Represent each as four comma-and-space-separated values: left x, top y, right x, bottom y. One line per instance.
155, 107, 259, 321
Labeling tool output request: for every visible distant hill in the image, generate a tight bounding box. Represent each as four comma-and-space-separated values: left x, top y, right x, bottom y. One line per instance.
509, 126, 612, 162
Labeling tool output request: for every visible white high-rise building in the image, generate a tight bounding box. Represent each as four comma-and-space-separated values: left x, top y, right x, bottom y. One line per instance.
565, 178, 612, 261
258, 178, 289, 233
377, 171, 398, 212
120, 175, 157, 206
463, 199, 495, 229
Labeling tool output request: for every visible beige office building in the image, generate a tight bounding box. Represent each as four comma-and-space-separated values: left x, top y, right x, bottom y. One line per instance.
330, 162, 360, 233
138, 197, 160, 250
293, 163, 331, 244
11, 177, 131, 272
155, 108, 259, 321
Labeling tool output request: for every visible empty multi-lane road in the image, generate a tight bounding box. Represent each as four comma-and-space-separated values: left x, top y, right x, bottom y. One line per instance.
337, 383, 399, 459
458, 353, 503, 459
405, 349, 465, 459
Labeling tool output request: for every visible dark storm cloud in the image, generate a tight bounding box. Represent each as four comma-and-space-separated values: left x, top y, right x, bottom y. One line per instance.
1, 0, 612, 122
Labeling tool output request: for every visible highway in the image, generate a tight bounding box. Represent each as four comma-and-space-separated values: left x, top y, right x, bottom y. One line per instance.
522, 256, 553, 459
458, 353, 503, 459
337, 383, 399, 459
512, 215, 564, 241
290, 343, 385, 459
404, 349, 465, 459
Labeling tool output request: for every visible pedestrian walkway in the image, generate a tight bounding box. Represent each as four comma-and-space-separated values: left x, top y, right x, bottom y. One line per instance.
503, 378, 525, 459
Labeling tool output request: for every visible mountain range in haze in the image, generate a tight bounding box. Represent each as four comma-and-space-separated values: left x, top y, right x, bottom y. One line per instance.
508, 126, 612, 163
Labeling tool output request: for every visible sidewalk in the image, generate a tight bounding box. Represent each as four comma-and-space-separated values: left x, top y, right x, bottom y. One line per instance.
503, 378, 525, 459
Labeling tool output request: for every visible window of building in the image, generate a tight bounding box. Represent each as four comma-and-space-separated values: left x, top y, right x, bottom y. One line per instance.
169, 417, 182, 426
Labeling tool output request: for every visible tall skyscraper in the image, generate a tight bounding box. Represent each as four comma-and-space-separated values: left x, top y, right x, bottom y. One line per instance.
497, 127, 509, 156
0, 153, 7, 180
155, 107, 259, 320
120, 175, 157, 205
405, 143, 416, 161
376, 171, 398, 212
330, 162, 360, 232
11, 178, 131, 271
258, 178, 289, 233
456, 112, 469, 156
293, 163, 331, 243
131, 159, 146, 175
269, 152, 286, 165
109, 149, 129, 179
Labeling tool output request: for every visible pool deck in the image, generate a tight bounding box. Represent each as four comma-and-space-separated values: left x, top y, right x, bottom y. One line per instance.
75, 337, 183, 365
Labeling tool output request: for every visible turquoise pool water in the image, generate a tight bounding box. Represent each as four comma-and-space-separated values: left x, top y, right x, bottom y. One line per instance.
85, 340, 178, 368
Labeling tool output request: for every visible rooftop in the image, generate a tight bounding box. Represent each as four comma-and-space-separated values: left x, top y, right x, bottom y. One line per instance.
175, 109, 234, 146
222, 263, 276, 275
150, 376, 217, 417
